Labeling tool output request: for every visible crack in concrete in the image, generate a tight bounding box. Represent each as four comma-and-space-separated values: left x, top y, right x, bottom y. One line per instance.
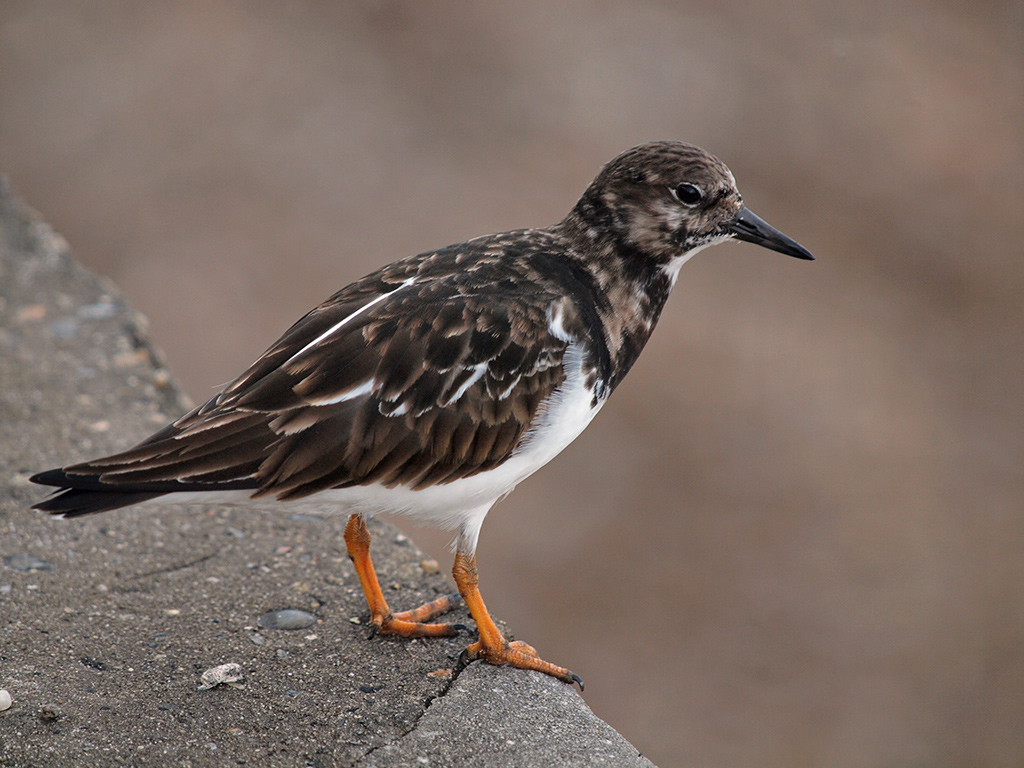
120, 551, 218, 582
351, 645, 471, 766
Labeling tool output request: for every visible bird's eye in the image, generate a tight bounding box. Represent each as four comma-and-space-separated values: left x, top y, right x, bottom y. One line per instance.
672, 183, 704, 207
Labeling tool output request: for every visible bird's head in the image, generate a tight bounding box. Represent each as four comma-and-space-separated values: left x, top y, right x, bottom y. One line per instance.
569, 141, 813, 277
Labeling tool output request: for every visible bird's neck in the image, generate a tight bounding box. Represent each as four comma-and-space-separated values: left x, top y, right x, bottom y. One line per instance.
554, 214, 676, 396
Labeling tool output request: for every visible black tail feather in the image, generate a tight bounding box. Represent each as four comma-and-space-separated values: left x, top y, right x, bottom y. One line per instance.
30, 466, 256, 518
31, 487, 167, 517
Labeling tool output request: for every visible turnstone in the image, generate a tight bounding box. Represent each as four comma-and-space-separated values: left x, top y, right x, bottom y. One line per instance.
32, 141, 813, 688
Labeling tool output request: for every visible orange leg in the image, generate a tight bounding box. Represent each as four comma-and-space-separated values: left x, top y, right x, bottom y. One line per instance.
343, 514, 463, 637
452, 549, 583, 690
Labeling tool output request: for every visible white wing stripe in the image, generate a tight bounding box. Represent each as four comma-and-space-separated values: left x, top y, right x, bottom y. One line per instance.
285, 277, 415, 366
443, 362, 487, 406
306, 379, 375, 406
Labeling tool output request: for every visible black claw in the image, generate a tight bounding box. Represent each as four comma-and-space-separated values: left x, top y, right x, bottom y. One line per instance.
569, 672, 584, 692
454, 647, 475, 674
450, 623, 473, 636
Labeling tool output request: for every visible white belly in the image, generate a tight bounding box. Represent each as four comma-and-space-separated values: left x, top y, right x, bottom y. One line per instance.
164, 341, 604, 553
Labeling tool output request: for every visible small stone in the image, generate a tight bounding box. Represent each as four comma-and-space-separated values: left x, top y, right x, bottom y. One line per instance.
3, 554, 54, 572
197, 663, 244, 691
0, 690, 11, 711
38, 705, 60, 722
78, 300, 117, 319
50, 318, 78, 338
248, 632, 266, 646
426, 668, 452, 679
258, 609, 317, 631
113, 350, 149, 369
16, 304, 46, 323
420, 559, 441, 574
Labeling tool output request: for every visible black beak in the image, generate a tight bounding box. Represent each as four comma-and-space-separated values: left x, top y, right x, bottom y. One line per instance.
728, 206, 814, 260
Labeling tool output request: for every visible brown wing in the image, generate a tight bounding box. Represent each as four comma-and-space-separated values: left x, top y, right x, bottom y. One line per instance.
38, 270, 569, 503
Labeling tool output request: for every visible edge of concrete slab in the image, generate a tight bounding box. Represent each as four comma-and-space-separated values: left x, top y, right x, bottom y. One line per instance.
0, 177, 657, 767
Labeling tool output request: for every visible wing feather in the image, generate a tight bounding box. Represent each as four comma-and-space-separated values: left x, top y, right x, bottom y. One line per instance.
33, 253, 578, 509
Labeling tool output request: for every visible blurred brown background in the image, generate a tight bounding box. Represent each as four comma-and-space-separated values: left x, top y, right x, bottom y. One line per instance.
2, 2, 1021, 766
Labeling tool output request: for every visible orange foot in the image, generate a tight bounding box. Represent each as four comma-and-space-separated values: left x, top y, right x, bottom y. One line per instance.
456, 637, 583, 689
370, 591, 469, 638
344, 514, 467, 638
453, 550, 583, 690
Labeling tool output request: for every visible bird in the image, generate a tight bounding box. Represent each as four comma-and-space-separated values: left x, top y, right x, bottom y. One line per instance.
32, 141, 813, 689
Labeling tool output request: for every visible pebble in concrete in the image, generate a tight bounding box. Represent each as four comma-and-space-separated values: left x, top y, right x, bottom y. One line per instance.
3, 553, 54, 572
257, 609, 318, 630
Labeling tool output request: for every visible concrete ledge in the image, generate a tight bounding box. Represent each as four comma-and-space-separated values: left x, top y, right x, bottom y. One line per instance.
0, 178, 656, 767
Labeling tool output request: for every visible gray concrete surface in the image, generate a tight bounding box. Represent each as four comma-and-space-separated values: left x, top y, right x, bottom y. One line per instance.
0, 180, 656, 767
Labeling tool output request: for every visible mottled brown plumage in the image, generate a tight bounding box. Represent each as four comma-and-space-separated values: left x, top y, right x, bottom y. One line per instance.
32, 141, 813, 687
